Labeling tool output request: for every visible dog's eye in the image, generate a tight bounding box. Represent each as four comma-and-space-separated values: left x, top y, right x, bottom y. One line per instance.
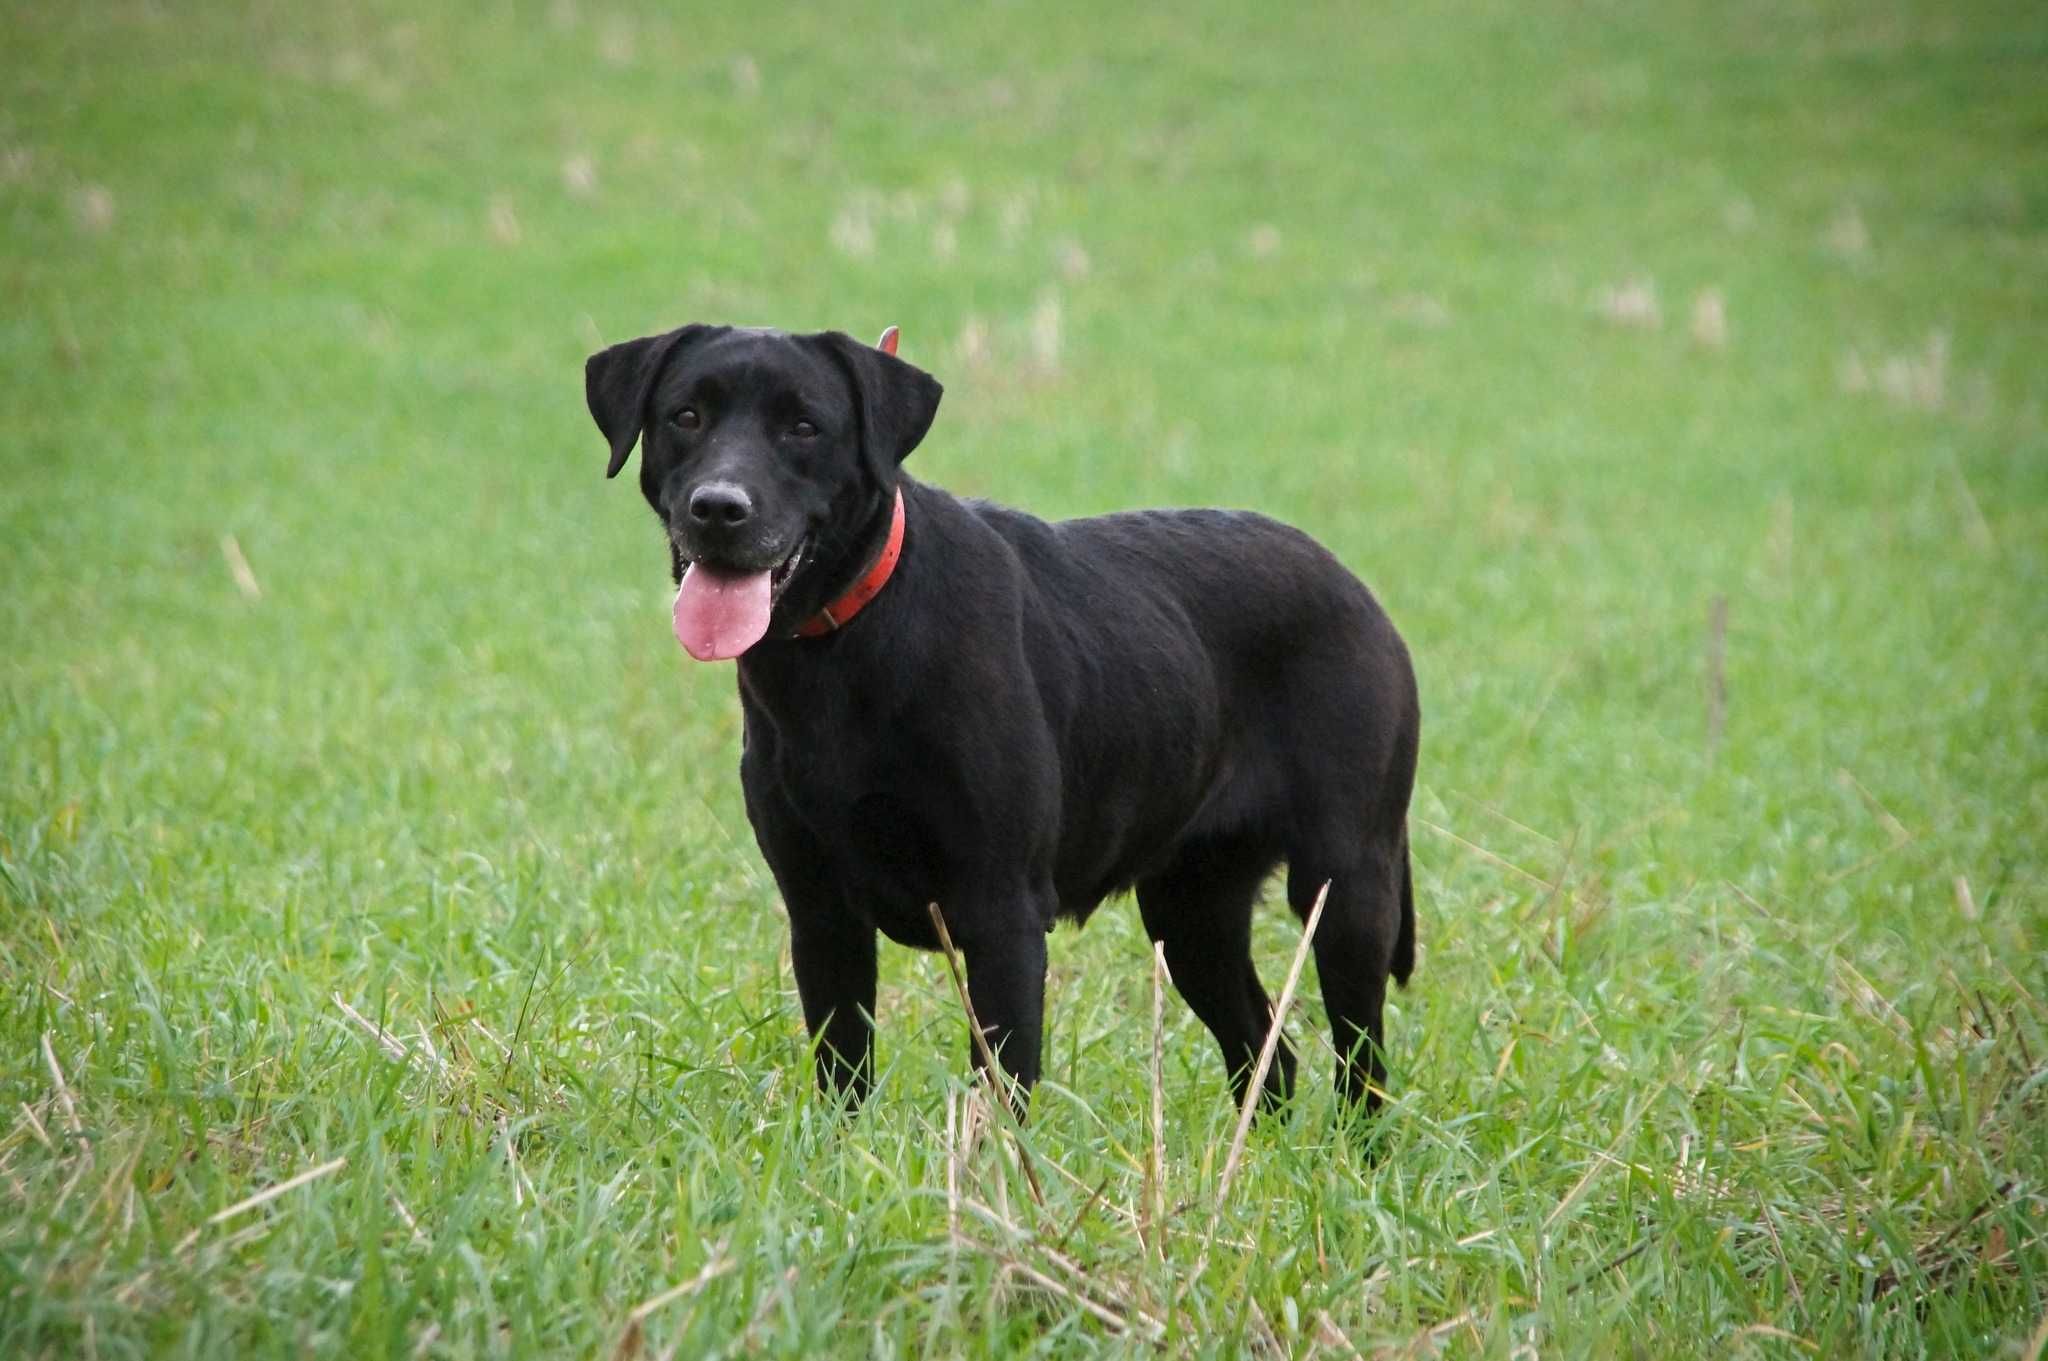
671, 408, 701, 431
791, 419, 818, 439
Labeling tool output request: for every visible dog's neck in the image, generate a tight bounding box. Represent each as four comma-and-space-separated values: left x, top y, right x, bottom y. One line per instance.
773, 482, 906, 642
795, 487, 906, 638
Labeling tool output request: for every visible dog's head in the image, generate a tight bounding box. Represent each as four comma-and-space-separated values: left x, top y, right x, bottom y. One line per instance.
585, 325, 942, 658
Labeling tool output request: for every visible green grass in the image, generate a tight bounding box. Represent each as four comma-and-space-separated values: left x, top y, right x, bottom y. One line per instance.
4, 0, 2046, 1355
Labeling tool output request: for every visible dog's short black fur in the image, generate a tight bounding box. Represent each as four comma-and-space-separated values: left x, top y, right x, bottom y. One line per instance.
586, 324, 1420, 1113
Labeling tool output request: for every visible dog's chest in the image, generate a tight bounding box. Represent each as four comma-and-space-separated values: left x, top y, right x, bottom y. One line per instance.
741, 689, 964, 936
743, 684, 936, 836
745, 680, 881, 791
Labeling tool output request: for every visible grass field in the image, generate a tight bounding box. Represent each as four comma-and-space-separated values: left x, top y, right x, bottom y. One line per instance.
4, 0, 2047, 1355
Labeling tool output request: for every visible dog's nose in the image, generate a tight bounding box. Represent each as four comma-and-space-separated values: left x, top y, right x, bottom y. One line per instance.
688, 482, 754, 528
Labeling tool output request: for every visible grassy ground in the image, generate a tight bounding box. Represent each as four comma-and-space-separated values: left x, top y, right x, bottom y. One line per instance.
4, 0, 2046, 1355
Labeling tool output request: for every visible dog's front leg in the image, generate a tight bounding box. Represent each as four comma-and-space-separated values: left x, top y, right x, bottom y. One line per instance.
789, 913, 878, 1106
958, 923, 1048, 1115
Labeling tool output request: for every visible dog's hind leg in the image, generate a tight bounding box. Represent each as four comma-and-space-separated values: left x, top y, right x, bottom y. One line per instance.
1287, 837, 1404, 1111
1136, 838, 1292, 1110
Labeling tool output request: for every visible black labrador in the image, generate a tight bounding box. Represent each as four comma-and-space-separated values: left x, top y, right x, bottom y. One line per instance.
585, 324, 1420, 1115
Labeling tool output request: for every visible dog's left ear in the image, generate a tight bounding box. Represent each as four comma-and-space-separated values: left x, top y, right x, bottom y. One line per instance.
585, 324, 717, 478
813, 331, 944, 486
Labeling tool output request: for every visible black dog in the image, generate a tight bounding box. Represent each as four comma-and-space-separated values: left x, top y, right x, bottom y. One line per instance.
585, 324, 1420, 1114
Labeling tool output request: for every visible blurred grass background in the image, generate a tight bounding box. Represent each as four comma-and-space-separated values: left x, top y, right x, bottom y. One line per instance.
2, 1, 2045, 1356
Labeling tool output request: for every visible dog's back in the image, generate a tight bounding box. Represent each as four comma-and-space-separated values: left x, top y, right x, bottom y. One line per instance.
966, 497, 1416, 861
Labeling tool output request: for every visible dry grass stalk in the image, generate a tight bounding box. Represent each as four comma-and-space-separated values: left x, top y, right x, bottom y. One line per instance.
1671, 1134, 1738, 1203
951, 1194, 1165, 1342
1036, 1235, 1162, 1335
412, 1021, 442, 1070
1825, 205, 1870, 259
334, 994, 525, 1121
499, 1117, 538, 1209
1213, 880, 1329, 1216
1731, 1324, 1818, 1352
926, 902, 1047, 1211
738, 1266, 800, 1352
1836, 768, 1909, 843
1245, 1298, 1284, 1355
40, 1032, 86, 1146
1315, 1308, 1366, 1360
1539, 1085, 1661, 1269
1870, 1176, 2039, 1302
166, 1155, 349, 1259
18, 1101, 53, 1152
613, 1243, 734, 1361
1690, 288, 1729, 348
1706, 596, 1727, 759
1595, 278, 1660, 328
1947, 455, 1995, 549
1833, 958, 1913, 1041
1519, 830, 1579, 973
1171, 881, 1331, 1310
1564, 1237, 1656, 1296
219, 533, 263, 599
1051, 1175, 1112, 1256
1416, 817, 1558, 893
468, 1013, 514, 1060
2023, 1304, 2048, 1361
945, 1087, 961, 1243
1004, 1257, 1149, 1337
202, 1155, 348, 1229
332, 993, 412, 1063
1753, 1193, 1806, 1311
1145, 941, 1168, 1259
389, 1192, 426, 1245
1821, 836, 1913, 886
1028, 294, 1063, 373
74, 184, 115, 233
1394, 1308, 1479, 1356
1454, 793, 1561, 848
487, 194, 522, 246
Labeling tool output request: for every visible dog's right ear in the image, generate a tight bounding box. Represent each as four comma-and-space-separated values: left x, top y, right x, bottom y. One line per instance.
584, 325, 716, 478
811, 330, 944, 488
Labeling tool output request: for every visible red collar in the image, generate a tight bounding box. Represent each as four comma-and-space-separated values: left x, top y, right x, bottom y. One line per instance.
796, 489, 906, 637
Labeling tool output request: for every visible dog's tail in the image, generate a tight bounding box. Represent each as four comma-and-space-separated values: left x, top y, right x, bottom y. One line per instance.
1390, 829, 1416, 986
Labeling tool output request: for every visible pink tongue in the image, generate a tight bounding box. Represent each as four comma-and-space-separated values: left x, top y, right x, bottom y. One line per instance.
672, 563, 774, 661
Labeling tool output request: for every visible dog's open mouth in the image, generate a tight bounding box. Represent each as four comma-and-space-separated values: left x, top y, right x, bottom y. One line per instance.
671, 536, 809, 662
769, 535, 809, 602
